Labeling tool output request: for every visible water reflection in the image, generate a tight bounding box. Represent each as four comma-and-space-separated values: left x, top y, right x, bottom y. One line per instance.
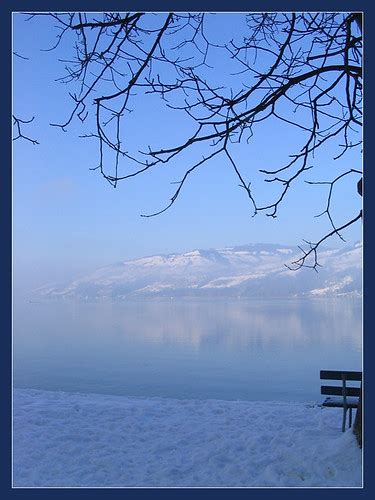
48, 299, 361, 349
13, 298, 362, 401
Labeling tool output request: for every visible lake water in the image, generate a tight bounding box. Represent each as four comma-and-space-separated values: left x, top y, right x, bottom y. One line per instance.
13, 298, 362, 402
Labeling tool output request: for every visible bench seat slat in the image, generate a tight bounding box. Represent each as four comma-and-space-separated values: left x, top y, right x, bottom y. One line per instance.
320, 370, 362, 381
322, 396, 359, 408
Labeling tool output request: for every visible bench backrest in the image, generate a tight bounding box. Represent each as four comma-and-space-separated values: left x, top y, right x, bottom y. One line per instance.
320, 370, 362, 398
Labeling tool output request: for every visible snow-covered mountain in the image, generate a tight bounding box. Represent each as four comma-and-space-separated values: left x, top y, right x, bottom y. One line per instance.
36, 242, 362, 300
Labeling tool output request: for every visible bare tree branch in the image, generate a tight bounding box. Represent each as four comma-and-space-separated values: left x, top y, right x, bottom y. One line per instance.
12, 115, 39, 145
15, 12, 362, 268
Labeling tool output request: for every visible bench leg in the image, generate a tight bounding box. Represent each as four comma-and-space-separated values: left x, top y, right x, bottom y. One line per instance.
349, 407, 353, 428
342, 408, 347, 432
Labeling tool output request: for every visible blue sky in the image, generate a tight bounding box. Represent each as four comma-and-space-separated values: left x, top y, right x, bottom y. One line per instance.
12, 13, 362, 290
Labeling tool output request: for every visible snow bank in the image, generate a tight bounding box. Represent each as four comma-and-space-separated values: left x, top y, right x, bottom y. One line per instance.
13, 389, 362, 488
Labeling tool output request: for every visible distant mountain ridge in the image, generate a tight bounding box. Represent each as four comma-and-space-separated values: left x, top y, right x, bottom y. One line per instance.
36, 242, 362, 300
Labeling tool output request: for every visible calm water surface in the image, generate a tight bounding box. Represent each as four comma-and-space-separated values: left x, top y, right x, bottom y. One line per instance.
13, 298, 362, 402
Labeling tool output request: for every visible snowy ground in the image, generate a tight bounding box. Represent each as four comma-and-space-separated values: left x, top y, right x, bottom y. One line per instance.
13, 388, 362, 488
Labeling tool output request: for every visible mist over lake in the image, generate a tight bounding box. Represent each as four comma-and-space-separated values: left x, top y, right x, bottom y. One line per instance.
13, 297, 361, 402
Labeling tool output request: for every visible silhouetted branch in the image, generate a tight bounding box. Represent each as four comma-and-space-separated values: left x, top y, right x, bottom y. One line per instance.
306, 169, 362, 240
15, 12, 362, 268
12, 115, 39, 145
286, 211, 362, 271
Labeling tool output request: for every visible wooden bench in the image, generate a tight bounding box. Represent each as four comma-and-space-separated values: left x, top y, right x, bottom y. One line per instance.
320, 370, 362, 432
